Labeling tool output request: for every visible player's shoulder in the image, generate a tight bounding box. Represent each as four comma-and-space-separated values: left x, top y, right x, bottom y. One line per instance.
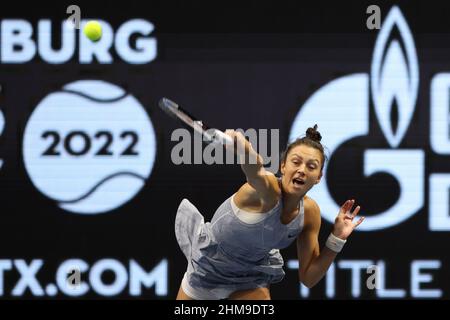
303, 195, 320, 212
237, 171, 280, 209
261, 170, 282, 202
262, 170, 281, 189
303, 195, 321, 227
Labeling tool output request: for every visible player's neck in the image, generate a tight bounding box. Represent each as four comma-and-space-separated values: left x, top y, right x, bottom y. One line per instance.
282, 193, 304, 212
278, 179, 304, 210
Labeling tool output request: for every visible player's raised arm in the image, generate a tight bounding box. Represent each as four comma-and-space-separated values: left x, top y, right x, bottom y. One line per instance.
224, 130, 278, 198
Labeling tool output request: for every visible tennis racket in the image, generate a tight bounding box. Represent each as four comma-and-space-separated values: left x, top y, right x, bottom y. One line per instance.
158, 97, 233, 146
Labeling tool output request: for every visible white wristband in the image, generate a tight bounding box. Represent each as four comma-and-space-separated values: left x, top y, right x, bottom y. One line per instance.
325, 233, 347, 253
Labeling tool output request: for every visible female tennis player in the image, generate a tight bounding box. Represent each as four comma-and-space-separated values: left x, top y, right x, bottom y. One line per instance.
175, 125, 364, 300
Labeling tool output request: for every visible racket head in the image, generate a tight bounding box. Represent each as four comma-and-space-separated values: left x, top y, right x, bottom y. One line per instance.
158, 97, 232, 146
158, 97, 212, 139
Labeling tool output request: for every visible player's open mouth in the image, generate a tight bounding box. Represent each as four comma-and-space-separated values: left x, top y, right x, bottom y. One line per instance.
293, 178, 305, 187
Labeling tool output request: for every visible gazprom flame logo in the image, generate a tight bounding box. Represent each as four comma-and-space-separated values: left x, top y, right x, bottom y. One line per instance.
290, 7, 426, 230
371, 7, 418, 148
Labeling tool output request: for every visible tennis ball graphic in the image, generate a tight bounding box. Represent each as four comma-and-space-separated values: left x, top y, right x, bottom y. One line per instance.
23, 80, 156, 214
84, 20, 102, 41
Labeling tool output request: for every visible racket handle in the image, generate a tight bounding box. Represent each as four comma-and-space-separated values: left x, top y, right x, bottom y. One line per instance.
211, 129, 233, 145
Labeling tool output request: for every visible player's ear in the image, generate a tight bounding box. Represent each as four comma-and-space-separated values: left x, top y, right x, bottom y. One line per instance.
315, 170, 322, 184
280, 161, 285, 176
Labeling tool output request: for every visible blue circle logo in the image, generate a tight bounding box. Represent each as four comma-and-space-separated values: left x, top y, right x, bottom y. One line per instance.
23, 80, 156, 214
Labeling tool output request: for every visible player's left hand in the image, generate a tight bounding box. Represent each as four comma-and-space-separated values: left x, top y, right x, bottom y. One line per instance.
332, 200, 364, 240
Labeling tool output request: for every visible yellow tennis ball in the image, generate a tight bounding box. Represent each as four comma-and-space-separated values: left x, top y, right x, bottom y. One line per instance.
83, 20, 102, 42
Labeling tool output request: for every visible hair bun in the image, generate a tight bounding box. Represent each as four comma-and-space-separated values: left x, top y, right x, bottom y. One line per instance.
306, 124, 322, 142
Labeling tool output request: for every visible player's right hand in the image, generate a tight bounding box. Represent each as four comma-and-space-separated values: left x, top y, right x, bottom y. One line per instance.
224, 129, 248, 155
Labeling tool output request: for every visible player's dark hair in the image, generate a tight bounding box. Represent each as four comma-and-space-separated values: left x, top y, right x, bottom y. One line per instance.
281, 124, 326, 171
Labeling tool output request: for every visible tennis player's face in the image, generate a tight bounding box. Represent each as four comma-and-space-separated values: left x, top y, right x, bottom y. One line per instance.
280, 145, 323, 195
